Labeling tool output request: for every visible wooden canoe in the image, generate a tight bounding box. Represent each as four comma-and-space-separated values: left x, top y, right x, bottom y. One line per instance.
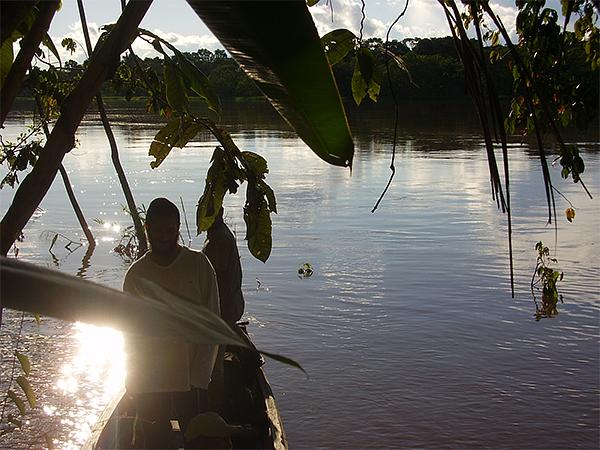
83, 326, 287, 449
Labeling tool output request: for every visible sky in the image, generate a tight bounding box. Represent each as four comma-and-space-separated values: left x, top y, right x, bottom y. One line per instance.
45, 0, 552, 63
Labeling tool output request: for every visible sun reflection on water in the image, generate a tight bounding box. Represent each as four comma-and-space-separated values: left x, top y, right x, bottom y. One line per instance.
51, 322, 125, 448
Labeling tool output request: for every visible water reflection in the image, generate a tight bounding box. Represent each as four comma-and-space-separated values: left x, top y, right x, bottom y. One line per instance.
51, 323, 124, 448
1, 110, 598, 449
76, 245, 95, 278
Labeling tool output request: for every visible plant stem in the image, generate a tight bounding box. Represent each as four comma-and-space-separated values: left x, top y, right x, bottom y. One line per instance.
77, 0, 148, 257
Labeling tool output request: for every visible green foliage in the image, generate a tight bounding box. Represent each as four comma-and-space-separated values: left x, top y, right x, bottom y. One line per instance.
7, 390, 26, 416
42, 33, 61, 64
243, 181, 273, 263
149, 115, 200, 168
97, 205, 147, 261
15, 351, 31, 376
531, 242, 564, 320
137, 29, 221, 118
197, 147, 230, 232
188, 0, 354, 168
61, 37, 77, 54
171, 47, 221, 118
15, 376, 35, 408
503, 0, 598, 187
196, 142, 276, 262
2, 319, 37, 434
0, 39, 14, 86
321, 29, 357, 65
164, 59, 190, 113
352, 47, 381, 105
0, 126, 44, 188
559, 145, 585, 182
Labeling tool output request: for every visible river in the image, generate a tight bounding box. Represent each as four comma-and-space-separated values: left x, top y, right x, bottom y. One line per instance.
1, 102, 599, 449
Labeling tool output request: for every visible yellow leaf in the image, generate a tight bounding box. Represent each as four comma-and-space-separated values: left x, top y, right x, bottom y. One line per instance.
565, 207, 576, 222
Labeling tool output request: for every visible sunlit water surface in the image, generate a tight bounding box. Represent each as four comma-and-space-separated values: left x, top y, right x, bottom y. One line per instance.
1, 105, 599, 449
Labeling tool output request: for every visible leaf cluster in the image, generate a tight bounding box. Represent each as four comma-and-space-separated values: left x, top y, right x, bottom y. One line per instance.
118, 29, 277, 262
1, 336, 36, 437
0, 2, 61, 87
321, 30, 414, 106
502, 1, 598, 186
0, 127, 44, 188
196, 132, 277, 263
531, 241, 564, 320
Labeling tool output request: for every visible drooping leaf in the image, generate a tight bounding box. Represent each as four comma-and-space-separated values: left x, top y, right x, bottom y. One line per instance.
140, 279, 305, 372
15, 351, 31, 376
16, 376, 35, 408
351, 57, 368, 105
8, 390, 27, 415
172, 49, 221, 118
0, 39, 14, 87
1, 254, 305, 373
380, 46, 417, 87
187, 0, 353, 167
351, 47, 381, 105
164, 61, 189, 113
356, 47, 376, 84
149, 116, 200, 168
258, 349, 308, 378
257, 179, 277, 213
1, 257, 244, 345
321, 29, 357, 65
197, 147, 228, 233
358, 47, 381, 101
240, 151, 268, 177
244, 188, 272, 263
42, 33, 61, 64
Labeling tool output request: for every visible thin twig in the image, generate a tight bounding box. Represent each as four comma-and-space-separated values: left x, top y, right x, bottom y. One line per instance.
552, 185, 575, 208
180, 196, 192, 246
371, 0, 409, 213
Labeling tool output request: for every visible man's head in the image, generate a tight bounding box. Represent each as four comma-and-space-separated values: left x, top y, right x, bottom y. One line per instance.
145, 198, 180, 254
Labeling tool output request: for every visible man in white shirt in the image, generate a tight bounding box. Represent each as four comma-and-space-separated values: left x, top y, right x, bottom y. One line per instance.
123, 197, 220, 448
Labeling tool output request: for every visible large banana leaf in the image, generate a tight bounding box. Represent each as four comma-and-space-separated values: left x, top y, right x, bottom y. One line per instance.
0, 256, 245, 346
187, 0, 354, 168
1, 257, 306, 373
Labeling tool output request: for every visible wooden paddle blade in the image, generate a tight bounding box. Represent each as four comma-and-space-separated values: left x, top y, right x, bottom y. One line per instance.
187, 0, 354, 168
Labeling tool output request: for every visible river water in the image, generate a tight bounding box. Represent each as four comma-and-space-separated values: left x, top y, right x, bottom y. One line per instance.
1, 103, 599, 449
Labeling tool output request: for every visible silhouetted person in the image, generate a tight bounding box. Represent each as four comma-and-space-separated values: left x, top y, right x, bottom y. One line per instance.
202, 207, 245, 326
123, 197, 220, 448
202, 207, 245, 416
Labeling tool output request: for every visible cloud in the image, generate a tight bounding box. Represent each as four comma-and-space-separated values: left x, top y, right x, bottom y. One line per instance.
487, 2, 519, 40
309, 0, 519, 41
310, 0, 388, 39
49, 23, 221, 64
129, 29, 221, 60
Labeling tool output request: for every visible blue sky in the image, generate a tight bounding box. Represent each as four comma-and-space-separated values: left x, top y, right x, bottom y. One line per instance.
47, 0, 546, 63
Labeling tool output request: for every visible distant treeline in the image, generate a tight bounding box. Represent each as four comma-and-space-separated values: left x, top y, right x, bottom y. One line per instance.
20, 36, 596, 108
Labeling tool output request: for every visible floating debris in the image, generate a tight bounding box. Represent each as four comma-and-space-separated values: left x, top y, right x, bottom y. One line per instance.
297, 263, 314, 279
256, 277, 270, 292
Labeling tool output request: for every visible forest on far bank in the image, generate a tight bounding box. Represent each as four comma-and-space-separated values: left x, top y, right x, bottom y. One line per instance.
15, 36, 595, 108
